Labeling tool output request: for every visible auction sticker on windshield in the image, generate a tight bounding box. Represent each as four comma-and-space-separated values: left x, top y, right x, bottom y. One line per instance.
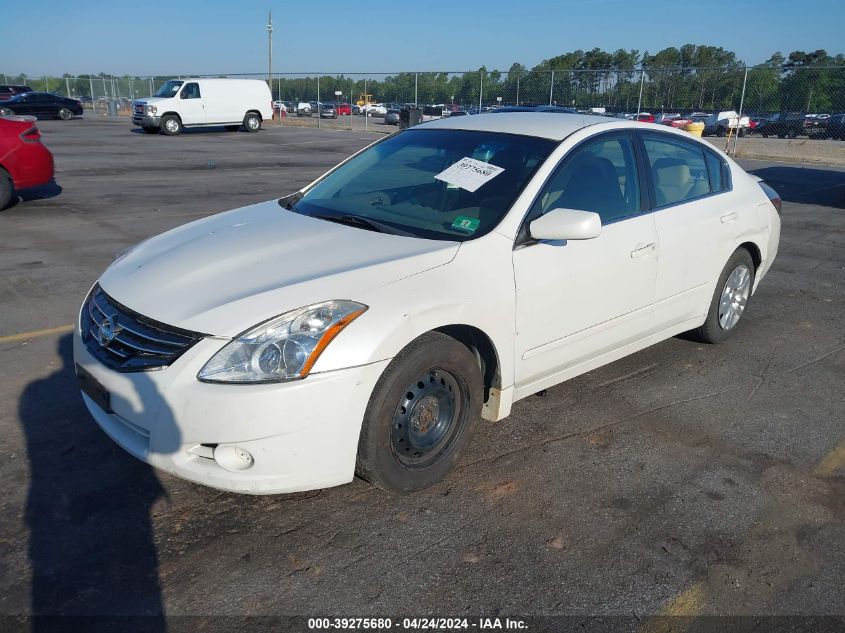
435, 157, 505, 193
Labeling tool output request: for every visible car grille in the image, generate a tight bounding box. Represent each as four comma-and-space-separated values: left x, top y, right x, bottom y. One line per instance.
81, 285, 205, 371
134, 103, 144, 116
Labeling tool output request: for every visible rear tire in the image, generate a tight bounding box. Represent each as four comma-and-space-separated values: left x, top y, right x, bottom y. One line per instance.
0, 167, 12, 210
161, 114, 182, 135
243, 112, 261, 132
356, 331, 482, 493
0, 108, 13, 116
57, 108, 73, 121
693, 248, 756, 344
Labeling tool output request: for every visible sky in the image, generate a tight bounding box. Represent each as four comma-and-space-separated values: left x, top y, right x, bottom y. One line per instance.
3, 0, 844, 77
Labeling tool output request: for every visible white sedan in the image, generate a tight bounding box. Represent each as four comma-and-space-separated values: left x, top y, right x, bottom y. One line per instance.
74, 113, 781, 494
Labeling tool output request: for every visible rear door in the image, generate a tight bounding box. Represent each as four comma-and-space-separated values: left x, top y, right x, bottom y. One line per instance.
639, 131, 755, 327
177, 82, 205, 125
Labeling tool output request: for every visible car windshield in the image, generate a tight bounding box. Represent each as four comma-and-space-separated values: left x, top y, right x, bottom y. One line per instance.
286, 128, 556, 241
154, 80, 183, 97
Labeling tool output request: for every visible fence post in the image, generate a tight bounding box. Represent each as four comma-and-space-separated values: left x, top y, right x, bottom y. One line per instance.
414, 72, 418, 107
636, 68, 645, 117
516, 74, 520, 106
317, 75, 321, 128
549, 70, 554, 106
44, 76, 48, 92
66, 77, 70, 98
89, 77, 94, 110
733, 66, 749, 156
478, 71, 483, 113
364, 77, 368, 131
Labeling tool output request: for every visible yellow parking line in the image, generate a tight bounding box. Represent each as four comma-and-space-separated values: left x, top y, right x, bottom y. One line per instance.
814, 438, 845, 477
639, 581, 707, 633
0, 324, 75, 344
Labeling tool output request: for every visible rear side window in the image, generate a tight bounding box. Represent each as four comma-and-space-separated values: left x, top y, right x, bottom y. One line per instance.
643, 135, 711, 207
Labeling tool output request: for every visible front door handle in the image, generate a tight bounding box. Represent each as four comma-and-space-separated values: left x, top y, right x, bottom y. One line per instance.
720, 212, 738, 223
630, 242, 656, 258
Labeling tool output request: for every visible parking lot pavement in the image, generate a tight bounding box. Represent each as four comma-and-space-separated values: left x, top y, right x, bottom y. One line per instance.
0, 119, 843, 621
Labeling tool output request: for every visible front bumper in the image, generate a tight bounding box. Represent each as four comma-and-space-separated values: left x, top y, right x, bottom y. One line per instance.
132, 113, 161, 127
73, 328, 390, 494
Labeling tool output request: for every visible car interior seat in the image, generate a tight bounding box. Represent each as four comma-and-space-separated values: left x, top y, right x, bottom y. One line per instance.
652, 157, 709, 206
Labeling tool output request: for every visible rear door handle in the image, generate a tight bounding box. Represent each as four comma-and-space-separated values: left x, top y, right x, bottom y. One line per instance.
720, 212, 738, 223
630, 242, 656, 258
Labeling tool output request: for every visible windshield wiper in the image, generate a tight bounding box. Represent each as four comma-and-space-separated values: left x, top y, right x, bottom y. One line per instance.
313, 212, 418, 237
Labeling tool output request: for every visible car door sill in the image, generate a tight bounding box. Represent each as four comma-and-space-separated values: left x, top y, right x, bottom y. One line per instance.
513, 316, 703, 402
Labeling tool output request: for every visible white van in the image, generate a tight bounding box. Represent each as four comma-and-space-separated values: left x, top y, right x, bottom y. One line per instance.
132, 78, 273, 135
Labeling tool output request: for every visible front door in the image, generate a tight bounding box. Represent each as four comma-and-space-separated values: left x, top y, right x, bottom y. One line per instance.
177, 82, 205, 125
513, 132, 659, 393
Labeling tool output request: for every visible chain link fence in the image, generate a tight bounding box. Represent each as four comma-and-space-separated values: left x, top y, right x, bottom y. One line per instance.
3, 66, 844, 146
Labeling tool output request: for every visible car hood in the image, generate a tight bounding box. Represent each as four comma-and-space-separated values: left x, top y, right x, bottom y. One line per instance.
134, 97, 170, 106
98, 200, 459, 336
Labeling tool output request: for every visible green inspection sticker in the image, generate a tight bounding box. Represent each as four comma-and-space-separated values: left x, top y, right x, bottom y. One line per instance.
451, 216, 480, 233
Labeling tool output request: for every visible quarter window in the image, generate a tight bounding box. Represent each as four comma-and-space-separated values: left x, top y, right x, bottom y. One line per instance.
643, 135, 712, 206
704, 151, 727, 193
530, 135, 641, 224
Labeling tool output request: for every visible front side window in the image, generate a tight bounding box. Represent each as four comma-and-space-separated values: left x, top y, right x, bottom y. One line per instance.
181, 83, 201, 99
154, 80, 183, 97
529, 134, 641, 224
288, 129, 556, 241
643, 135, 711, 207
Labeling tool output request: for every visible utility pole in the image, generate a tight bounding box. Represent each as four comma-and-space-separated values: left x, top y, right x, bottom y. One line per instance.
266, 10, 273, 90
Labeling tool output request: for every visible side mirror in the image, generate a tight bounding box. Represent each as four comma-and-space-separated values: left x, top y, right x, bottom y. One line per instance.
529, 208, 602, 241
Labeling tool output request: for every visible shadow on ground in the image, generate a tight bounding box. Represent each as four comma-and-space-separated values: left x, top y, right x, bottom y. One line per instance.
748, 165, 845, 208
20, 334, 167, 629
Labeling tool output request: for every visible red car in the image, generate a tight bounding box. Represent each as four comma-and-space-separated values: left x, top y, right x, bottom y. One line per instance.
0, 116, 55, 209
334, 102, 351, 116
635, 112, 655, 123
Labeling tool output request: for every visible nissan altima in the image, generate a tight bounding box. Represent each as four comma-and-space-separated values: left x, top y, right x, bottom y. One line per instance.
74, 113, 781, 494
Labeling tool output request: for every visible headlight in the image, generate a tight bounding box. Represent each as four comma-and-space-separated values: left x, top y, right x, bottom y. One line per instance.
197, 300, 367, 384
146, 105, 157, 115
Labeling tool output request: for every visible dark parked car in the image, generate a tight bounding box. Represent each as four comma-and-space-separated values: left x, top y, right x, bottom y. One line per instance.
754, 113, 806, 138
802, 115, 829, 138
0, 85, 33, 101
0, 92, 83, 120
384, 109, 401, 125
825, 114, 845, 140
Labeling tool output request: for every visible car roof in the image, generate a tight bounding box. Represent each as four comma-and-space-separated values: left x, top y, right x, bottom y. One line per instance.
416, 111, 608, 140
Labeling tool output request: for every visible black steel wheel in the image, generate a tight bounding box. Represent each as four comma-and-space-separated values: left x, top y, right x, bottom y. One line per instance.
356, 331, 482, 493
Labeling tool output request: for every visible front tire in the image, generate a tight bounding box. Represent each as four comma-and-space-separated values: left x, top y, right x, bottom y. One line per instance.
243, 112, 261, 132
161, 114, 182, 135
693, 248, 755, 344
57, 108, 73, 120
356, 332, 482, 493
